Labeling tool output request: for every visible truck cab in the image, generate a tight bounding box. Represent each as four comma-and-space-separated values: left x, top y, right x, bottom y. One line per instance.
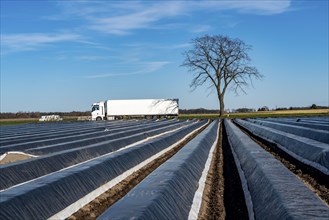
91, 102, 105, 120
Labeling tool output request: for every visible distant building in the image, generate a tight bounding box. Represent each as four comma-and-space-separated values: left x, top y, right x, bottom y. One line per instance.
39, 115, 63, 122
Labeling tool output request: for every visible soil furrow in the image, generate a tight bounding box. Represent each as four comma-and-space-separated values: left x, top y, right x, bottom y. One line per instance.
199, 122, 249, 220
198, 123, 225, 220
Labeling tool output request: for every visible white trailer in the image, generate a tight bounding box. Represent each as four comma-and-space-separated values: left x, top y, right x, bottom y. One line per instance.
91, 99, 179, 120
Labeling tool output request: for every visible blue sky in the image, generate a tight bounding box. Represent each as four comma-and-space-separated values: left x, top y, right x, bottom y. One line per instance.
1, 0, 328, 112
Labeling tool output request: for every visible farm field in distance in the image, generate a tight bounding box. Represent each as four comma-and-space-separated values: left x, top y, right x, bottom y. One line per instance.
1, 108, 328, 126
0, 115, 328, 219
179, 108, 329, 119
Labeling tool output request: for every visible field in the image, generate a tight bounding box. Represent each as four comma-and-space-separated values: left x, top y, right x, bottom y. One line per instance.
0, 116, 328, 219
179, 108, 329, 119
1, 109, 328, 126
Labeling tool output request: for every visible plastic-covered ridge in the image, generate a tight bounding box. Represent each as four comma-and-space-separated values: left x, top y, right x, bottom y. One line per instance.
0, 120, 150, 150
26, 119, 184, 155
235, 119, 329, 175
0, 120, 192, 190
0, 121, 205, 219
0, 120, 180, 154
225, 119, 329, 219
98, 120, 219, 220
297, 117, 329, 125
246, 118, 329, 144
260, 118, 329, 131
0, 121, 124, 145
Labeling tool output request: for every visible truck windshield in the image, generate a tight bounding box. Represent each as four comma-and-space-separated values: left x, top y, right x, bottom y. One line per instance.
92, 105, 99, 112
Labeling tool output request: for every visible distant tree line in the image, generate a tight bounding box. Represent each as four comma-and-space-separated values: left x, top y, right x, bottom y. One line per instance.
179, 108, 220, 114
233, 108, 257, 113
275, 104, 328, 111
236, 104, 328, 113
1, 104, 327, 119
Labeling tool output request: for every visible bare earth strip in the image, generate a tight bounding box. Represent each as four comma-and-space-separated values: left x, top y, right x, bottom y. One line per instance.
198, 123, 225, 220
199, 122, 249, 220
0, 153, 33, 165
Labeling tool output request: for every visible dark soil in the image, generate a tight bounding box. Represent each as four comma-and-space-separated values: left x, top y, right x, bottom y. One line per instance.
67, 121, 210, 220
222, 123, 249, 219
234, 121, 329, 206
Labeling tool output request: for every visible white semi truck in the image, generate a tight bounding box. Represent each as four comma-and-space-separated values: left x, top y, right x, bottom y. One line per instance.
91, 99, 179, 120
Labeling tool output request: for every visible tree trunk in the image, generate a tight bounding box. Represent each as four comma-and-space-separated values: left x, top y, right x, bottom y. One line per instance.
219, 95, 225, 117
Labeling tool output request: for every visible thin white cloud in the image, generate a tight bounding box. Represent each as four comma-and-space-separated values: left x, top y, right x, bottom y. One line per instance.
2, 1, 291, 54
189, 25, 212, 33
76, 56, 109, 61
52, 1, 291, 35
165, 43, 192, 50
1, 33, 81, 53
122, 42, 191, 50
88, 2, 187, 35
84, 61, 170, 79
214, 1, 292, 15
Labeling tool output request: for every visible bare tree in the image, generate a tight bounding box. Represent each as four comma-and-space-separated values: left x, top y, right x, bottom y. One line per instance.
182, 35, 263, 117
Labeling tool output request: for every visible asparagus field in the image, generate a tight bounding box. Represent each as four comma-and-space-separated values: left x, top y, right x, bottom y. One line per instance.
0, 117, 328, 219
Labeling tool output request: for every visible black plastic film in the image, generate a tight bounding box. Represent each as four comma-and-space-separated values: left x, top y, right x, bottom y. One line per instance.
225, 119, 329, 219
246, 118, 329, 144
0, 121, 206, 219
261, 117, 329, 131
235, 119, 329, 175
0, 120, 180, 154
0, 120, 188, 190
98, 120, 219, 220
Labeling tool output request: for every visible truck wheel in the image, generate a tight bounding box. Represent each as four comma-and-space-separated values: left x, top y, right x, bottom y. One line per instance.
96, 117, 102, 121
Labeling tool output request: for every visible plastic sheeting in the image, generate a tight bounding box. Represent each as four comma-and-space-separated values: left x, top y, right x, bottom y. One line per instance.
0, 120, 145, 147
297, 117, 329, 126
0, 120, 178, 154
261, 118, 329, 131
0, 121, 94, 135
235, 119, 329, 175
26, 120, 183, 155
0, 121, 112, 143
98, 120, 219, 220
246, 118, 329, 144
0, 120, 205, 220
0, 120, 193, 190
225, 119, 329, 219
